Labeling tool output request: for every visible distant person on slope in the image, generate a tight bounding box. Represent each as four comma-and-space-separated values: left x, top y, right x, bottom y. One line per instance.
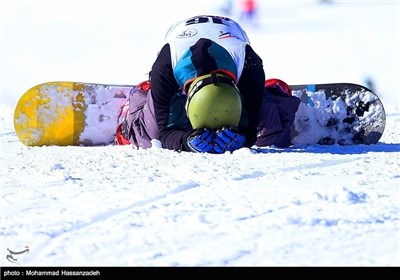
239, 0, 259, 26
115, 15, 300, 153
220, 0, 234, 16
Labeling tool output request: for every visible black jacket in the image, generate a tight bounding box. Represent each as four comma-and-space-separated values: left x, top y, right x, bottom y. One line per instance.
150, 39, 265, 152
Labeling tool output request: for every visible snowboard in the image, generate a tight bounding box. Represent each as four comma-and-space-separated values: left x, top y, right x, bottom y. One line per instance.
290, 83, 385, 145
13, 82, 131, 146
13, 81, 386, 146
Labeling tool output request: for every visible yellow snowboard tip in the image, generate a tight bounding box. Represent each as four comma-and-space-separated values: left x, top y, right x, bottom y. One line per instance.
14, 82, 85, 146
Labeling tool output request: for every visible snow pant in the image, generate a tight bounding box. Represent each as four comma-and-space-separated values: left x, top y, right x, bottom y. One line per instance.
126, 87, 301, 149
256, 93, 301, 148
126, 87, 159, 149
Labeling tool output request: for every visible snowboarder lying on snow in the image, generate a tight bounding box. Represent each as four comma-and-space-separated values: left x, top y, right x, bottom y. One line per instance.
115, 15, 301, 153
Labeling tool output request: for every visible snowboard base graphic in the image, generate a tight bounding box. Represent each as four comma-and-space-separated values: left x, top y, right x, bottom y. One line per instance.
13, 81, 386, 147
14, 82, 131, 146
290, 83, 385, 146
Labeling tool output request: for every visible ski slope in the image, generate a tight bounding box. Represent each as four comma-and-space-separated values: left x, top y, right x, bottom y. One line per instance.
1, 0, 399, 266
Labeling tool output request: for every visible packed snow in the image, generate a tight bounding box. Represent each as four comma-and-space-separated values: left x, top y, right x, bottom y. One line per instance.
1, 0, 399, 266
291, 87, 386, 145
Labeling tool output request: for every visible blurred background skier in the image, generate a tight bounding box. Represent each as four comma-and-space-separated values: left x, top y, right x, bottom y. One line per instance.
219, 0, 234, 16
239, 0, 259, 27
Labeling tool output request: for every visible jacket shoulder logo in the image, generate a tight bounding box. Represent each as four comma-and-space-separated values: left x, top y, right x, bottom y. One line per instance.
176, 29, 197, 39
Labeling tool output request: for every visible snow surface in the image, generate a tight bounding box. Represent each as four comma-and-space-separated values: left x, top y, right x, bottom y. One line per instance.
291, 88, 385, 145
79, 84, 129, 145
1, 0, 399, 266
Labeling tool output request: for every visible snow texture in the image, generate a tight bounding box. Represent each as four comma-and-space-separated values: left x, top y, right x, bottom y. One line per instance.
291, 88, 385, 145
1, 0, 399, 266
79, 85, 128, 145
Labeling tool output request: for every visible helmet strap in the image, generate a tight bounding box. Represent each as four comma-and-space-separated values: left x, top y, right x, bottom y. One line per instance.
210, 72, 220, 85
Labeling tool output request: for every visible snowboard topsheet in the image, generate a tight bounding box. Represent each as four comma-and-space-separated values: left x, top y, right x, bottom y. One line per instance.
13, 81, 386, 147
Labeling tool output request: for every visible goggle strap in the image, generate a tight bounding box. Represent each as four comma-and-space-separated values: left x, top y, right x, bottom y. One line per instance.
186, 75, 237, 115
189, 75, 235, 97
